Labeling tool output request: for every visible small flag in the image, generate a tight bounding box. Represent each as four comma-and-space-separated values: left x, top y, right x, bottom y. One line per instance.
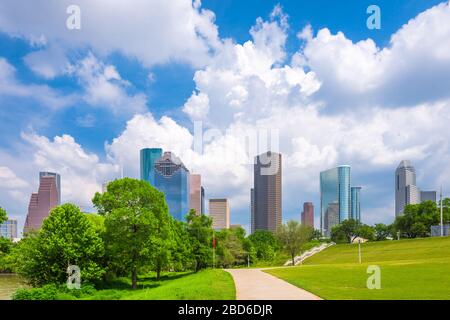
212, 237, 216, 249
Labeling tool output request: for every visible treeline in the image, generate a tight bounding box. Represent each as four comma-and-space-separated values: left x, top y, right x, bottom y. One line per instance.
331, 199, 450, 243
0, 178, 321, 290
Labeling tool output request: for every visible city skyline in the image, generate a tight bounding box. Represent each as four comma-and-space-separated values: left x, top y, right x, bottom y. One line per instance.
1, 1, 450, 235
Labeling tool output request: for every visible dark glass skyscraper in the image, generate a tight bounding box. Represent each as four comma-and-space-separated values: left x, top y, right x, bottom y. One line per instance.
252, 151, 282, 233
140, 148, 163, 185
320, 165, 352, 237
154, 151, 190, 221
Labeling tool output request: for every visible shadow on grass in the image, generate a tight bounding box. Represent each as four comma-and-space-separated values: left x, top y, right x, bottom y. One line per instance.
97, 271, 196, 291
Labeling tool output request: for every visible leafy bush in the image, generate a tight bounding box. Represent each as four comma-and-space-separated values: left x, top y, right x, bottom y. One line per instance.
13, 283, 97, 300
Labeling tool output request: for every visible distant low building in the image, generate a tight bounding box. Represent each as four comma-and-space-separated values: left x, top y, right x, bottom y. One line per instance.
431, 225, 450, 237
301, 202, 314, 228
0, 219, 18, 240
209, 199, 230, 230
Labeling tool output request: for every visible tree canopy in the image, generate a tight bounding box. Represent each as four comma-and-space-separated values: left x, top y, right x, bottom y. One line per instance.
92, 178, 172, 287
10, 204, 104, 286
276, 221, 313, 266
0, 206, 7, 225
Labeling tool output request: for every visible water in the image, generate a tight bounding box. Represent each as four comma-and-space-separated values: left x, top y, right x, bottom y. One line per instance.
0, 274, 28, 300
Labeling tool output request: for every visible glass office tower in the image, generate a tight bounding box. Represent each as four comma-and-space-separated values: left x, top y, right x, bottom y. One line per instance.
320, 165, 352, 236
351, 186, 362, 222
338, 165, 351, 222
154, 152, 190, 221
140, 148, 163, 185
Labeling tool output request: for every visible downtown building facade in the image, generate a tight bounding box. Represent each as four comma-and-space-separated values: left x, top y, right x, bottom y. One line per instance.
209, 199, 230, 230
301, 202, 314, 228
140, 148, 196, 221
23, 172, 61, 233
395, 160, 436, 217
0, 219, 18, 240
251, 151, 282, 233
320, 165, 361, 237
189, 174, 204, 215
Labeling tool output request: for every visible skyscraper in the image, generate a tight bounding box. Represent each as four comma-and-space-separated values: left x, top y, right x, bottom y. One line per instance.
0, 219, 18, 240
351, 186, 362, 222
252, 151, 282, 233
201, 186, 205, 214
24, 173, 59, 233
324, 201, 339, 235
209, 199, 230, 230
395, 160, 437, 217
39, 171, 61, 205
320, 165, 352, 237
189, 174, 202, 215
250, 188, 255, 233
140, 148, 163, 186
301, 202, 314, 228
154, 151, 190, 221
395, 160, 419, 217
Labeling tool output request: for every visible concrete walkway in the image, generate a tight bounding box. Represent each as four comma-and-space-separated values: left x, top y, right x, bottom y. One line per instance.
225, 269, 322, 300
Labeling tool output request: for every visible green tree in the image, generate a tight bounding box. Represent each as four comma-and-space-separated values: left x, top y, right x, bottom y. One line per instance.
170, 220, 193, 271
92, 178, 172, 287
248, 230, 279, 261
311, 229, 323, 240
0, 206, 7, 225
331, 219, 375, 243
0, 237, 14, 272
11, 204, 104, 286
215, 227, 248, 267
394, 200, 450, 238
358, 224, 375, 241
186, 209, 213, 271
374, 223, 391, 241
276, 221, 313, 266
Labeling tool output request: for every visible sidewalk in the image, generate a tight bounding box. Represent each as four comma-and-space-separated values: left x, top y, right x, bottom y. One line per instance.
225, 268, 322, 300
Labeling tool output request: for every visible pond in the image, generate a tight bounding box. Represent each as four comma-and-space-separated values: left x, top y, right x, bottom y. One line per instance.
0, 274, 28, 300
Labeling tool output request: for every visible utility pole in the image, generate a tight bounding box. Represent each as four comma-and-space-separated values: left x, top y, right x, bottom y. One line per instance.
212, 229, 216, 269
440, 186, 444, 237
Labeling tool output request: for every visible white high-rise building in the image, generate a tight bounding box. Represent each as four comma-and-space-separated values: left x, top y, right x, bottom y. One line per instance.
395, 160, 437, 217
396, 161, 419, 216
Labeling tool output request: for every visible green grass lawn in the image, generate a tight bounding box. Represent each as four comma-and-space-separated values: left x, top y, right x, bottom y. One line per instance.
265, 237, 450, 300
81, 269, 235, 300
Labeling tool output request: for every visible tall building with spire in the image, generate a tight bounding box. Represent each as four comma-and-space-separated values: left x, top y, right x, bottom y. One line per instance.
24, 172, 60, 233
252, 151, 282, 233
395, 160, 436, 217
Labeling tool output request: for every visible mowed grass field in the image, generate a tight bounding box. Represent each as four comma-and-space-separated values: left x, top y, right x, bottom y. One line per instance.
81, 269, 235, 300
265, 237, 450, 300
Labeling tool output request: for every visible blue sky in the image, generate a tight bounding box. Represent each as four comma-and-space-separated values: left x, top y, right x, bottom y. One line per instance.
0, 0, 449, 234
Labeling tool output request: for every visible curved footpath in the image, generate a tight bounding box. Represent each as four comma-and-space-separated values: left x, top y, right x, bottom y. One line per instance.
225, 268, 322, 300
